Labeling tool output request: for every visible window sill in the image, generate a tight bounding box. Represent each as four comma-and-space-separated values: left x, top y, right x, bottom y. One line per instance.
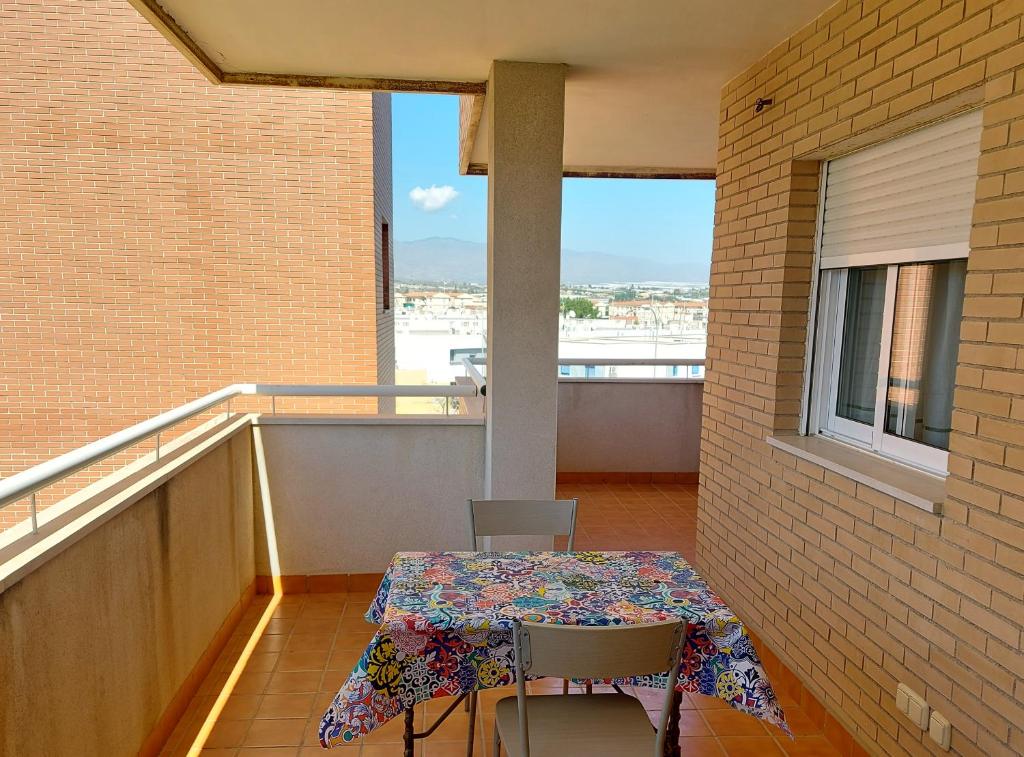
766, 433, 945, 514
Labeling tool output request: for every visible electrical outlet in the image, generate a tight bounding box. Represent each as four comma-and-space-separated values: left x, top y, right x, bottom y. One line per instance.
929, 711, 951, 751
895, 683, 929, 729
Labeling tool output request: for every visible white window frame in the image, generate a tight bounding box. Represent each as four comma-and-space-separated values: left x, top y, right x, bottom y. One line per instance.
807, 247, 966, 476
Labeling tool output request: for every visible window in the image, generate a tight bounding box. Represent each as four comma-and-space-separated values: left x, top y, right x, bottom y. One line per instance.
806, 111, 981, 475
810, 260, 966, 473
381, 219, 391, 311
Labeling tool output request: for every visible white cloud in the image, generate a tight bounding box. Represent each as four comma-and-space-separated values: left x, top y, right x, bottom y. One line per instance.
409, 184, 459, 212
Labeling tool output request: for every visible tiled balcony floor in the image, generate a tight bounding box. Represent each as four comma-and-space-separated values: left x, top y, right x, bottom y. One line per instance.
162, 482, 841, 756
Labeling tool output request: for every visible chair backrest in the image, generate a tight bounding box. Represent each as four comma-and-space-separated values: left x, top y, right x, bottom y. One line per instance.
510, 620, 686, 757
468, 498, 577, 550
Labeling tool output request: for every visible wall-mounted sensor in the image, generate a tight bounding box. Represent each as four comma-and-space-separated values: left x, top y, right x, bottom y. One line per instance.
754, 97, 774, 113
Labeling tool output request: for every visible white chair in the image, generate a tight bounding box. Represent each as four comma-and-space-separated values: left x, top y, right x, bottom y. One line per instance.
463, 498, 579, 755
468, 498, 578, 551
493, 619, 687, 757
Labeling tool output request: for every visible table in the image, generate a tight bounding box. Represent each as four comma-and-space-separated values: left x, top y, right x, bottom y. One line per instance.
319, 551, 789, 754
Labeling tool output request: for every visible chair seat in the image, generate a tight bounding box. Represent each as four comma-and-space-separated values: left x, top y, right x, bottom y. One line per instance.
494, 693, 656, 756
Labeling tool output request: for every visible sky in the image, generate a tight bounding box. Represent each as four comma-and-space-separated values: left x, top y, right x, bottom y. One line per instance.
392, 92, 715, 268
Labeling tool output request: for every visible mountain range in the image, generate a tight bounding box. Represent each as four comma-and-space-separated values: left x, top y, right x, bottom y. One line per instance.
394, 237, 708, 285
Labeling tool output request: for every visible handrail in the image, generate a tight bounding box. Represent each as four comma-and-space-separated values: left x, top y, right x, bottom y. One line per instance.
248, 383, 477, 398
0, 382, 477, 512
556, 358, 705, 366
460, 357, 487, 396
464, 357, 706, 367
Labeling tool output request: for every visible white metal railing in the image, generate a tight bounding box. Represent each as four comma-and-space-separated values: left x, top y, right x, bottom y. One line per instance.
0, 382, 477, 519
556, 358, 705, 367
460, 357, 487, 396
463, 356, 705, 381
464, 357, 705, 367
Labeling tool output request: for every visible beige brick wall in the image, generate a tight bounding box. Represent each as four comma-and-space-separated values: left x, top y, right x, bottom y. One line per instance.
0, 0, 391, 520
698, 1, 1024, 756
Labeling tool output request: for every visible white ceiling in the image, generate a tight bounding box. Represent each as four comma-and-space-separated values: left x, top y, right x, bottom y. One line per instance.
140, 0, 838, 175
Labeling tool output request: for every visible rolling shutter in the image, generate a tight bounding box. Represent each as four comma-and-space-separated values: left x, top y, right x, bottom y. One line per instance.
819, 110, 982, 268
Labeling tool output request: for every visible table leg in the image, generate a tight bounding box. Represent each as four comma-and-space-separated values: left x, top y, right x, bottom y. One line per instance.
664, 688, 682, 757
466, 690, 478, 757
404, 706, 416, 757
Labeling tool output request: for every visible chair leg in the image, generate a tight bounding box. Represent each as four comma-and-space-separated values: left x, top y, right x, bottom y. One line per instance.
403, 706, 415, 757
585, 681, 593, 695
492, 723, 501, 757
562, 679, 569, 695
466, 690, 477, 757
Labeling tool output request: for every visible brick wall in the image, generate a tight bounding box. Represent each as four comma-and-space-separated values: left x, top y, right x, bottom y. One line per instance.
698, 1, 1024, 756
0, 0, 391, 519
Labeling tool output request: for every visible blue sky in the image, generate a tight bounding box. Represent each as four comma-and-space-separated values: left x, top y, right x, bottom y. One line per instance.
392, 93, 715, 267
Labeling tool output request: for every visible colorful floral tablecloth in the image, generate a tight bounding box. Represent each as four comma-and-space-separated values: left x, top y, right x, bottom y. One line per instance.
319, 550, 789, 747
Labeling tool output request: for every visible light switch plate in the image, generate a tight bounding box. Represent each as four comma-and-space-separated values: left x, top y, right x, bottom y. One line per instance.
896, 683, 929, 729
929, 711, 951, 751
895, 686, 908, 714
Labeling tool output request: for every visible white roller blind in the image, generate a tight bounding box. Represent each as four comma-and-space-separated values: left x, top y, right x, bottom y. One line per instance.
820, 110, 982, 268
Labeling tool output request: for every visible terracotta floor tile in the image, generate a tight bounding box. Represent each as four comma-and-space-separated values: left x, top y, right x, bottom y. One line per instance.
264, 618, 295, 635
241, 718, 307, 748
279, 649, 330, 672
270, 603, 301, 619
254, 635, 288, 654
302, 718, 325, 747
204, 720, 250, 749
236, 748, 298, 757
256, 693, 317, 719
416, 707, 477, 741
675, 709, 714, 737
326, 648, 363, 672
781, 705, 825, 737
702, 708, 769, 738
292, 616, 340, 635
780, 735, 844, 756
233, 671, 272, 696
313, 689, 337, 711
220, 694, 262, 720
244, 653, 280, 674
422, 737, 487, 755
265, 671, 323, 695
719, 736, 786, 756
362, 745, 423, 757
283, 633, 335, 653
301, 603, 348, 619
677, 737, 727, 756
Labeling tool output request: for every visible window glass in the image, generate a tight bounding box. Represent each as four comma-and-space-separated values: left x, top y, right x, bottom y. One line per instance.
885, 260, 966, 449
836, 267, 887, 425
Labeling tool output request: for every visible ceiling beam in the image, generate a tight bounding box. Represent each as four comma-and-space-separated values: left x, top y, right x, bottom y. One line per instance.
467, 163, 716, 180
128, 0, 487, 95
222, 71, 486, 95
127, 0, 223, 83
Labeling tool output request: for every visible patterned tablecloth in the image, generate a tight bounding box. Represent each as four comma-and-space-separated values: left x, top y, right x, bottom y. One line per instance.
319, 550, 789, 747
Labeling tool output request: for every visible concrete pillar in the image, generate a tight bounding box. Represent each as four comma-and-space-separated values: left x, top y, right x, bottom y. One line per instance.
485, 61, 566, 506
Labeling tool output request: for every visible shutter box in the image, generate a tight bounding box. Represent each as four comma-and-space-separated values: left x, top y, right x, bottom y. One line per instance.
819, 110, 982, 269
